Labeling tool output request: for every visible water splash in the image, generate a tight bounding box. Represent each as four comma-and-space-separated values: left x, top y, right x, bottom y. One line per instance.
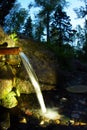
20, 52, 46, 113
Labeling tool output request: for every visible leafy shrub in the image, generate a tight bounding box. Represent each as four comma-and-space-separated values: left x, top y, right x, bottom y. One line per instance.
46, 43, 75, 69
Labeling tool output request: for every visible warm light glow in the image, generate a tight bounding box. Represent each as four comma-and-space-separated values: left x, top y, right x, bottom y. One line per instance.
44, 110, 60, 120
41, 108, 61, 120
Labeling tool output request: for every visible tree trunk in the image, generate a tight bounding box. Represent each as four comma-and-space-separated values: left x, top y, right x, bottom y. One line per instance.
47, 11, 50, 43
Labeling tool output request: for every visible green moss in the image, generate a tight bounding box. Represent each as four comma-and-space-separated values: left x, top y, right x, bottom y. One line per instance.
0, 91, 18, 108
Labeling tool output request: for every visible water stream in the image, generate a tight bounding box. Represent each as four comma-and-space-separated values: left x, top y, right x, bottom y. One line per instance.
20, 52, 46, 113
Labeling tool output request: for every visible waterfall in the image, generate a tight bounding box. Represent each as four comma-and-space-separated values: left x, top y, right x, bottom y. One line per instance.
20, 52, 46, 113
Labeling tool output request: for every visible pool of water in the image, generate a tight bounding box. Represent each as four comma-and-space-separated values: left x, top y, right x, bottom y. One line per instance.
0, 89, 87, 130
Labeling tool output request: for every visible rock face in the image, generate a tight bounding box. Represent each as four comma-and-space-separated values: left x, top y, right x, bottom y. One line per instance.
0, 64, 18, 108
0, 64, 13, 99
15, 39, 59, 95
0, 28, 59, 108
17, 39, 59, 86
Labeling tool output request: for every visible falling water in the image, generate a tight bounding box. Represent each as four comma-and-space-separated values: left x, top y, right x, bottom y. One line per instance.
20, 52, 46, 113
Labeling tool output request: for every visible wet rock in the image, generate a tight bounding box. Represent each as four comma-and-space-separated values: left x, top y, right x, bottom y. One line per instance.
0, 110, 10, 130
0, 79, 13, 99
0, 65, 14, 99
17, 39, 59, 86
0, 28, 59, 108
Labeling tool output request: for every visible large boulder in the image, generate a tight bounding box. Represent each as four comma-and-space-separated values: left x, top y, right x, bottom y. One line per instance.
17, 39, 59, 88
0, 28, 59, 108
0, 64, 18, 108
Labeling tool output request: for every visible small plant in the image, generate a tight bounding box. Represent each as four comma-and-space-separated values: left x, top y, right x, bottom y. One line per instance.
9, 32, 18, 42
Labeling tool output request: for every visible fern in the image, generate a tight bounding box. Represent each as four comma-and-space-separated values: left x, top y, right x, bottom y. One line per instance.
9, 33, 18, 42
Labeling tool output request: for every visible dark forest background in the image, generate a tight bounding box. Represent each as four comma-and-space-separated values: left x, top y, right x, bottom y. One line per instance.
0, 0, 87, 67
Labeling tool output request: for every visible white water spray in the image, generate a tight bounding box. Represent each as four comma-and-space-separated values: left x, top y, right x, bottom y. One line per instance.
20, 52, 46, 113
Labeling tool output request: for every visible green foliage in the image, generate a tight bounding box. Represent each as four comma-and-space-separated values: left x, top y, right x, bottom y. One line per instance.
50, 5, 75, 46
4, 3, 28, 33
23, 16, 33, 38
9, 33, 18, 42
55, 45, 74, 60
0, 0, 16, 26
34, 0, 67, 43
74, 0, 87, 19
46, 43, 75, 68
75, 25, 85, 49
74, 0, 87, 60
0, 91, 18, 108
34, 21, 44, 41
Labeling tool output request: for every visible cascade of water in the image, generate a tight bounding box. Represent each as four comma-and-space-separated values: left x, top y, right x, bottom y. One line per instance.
20, 52, 46, 113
